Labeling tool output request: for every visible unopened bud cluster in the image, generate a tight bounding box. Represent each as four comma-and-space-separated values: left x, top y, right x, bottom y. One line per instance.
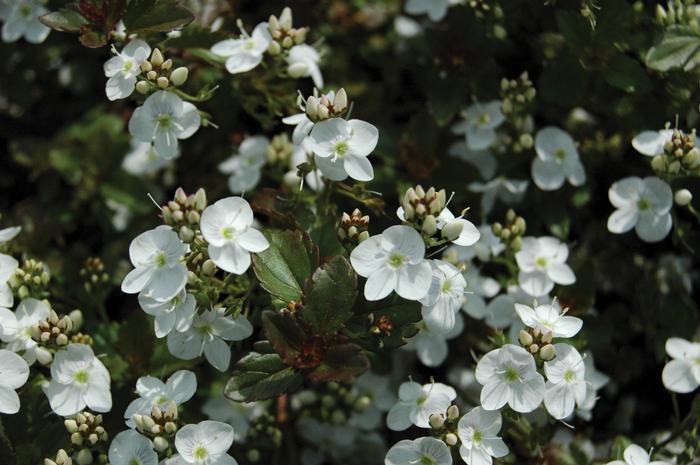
294, 381, 372, 427
491, 209, 526, 252
401, 185, 465, 243
162, 187, 207, 243
428, 404, 461, 446
305, 88, 348, 122
500, 72, 536, 115
651, 127, 700, 175
266, 133, 294, 164
655, 0, 700, 30
133, 402, 179, 447
65, 411, 108, 448
44, 449, 72, 465
71, 332, 94, 345
518, 326, 556, 361
267, 7, 309, 55
80, 257, 110, 294
9, 258, 50, 299
32, 308, 82, 354
135, 48, 189, 94
245, 411, 282, 447
337, 209, 370, 248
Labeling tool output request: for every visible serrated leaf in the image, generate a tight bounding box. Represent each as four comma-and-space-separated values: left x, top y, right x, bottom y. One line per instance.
301, 256, 357, 334
307, 343, 369, 382
252, 230, 317, 303
123, 0, 194, 34
224, 352, 303, 402
646, 26, 700, 72
261, 310, 305, 365
39, 8, 88, 33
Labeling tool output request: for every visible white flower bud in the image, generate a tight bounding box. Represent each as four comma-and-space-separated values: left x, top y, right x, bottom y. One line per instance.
153, 436, 169, 452
675, 189, 693, 206
44, 460, 58, 465
142, 415, 156, 429
75, 448, 93, 465
157, 76, 169, 89
334, 88, 348, 113
71, 432, 83, 446
446, 404, 459, 420
135, 80, 149, 94
170, 67, 189, 86
422, 215, 437, 236
140, 61, 152, 72
56, 449, 70, 465
428, 414, 445, 429
56, 333, 69, 346
65, 419, 79, 433
288, 62, 309, 78
36, 346, 53, 365
441, 220, 463, 241
150, 48, 164, 67
267, 40, 281, 56
445, 433, 458, 446
280, 7, 293, 29
146, 70, 157, 81
88, 433, 98, 445
539, 343, 556, 361
358, 231, 369, 242
518, 329, 533, 346
161, 58, 173, 71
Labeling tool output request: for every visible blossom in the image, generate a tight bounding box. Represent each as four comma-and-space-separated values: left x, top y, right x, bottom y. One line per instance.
0, 251, 18, 308
514, 301, 582, 338
543, 344, 587, 419
459, 266, 501, 321
0, 349, 29, 414
531, 127, 586, 191
631, 129, 672, 157
0, 0, 50, 43
475, 344, 544, 413
447, 226, 504, 263
122, 140, 177, 175
515, 236, 575, 297
606, 444, 672, 465
284, 138, 324, 191
138, 290, 196, 338
607, 176, 673, 243
420, 260, 466, 334
108, 430, 158, 465
448, 142, 497, 180
200, 197, 269, 274
287, 44, 323, 88
404, 0, 462, 22
395, 207, 480, 247
128, 90, 201, 159
283, 112, 315, 145
211, 22, 271, 74
457, 407, 508, 465
103, 39, 151, 101
475, 294, 518, 330
350, 225, 432, 301
386, 381, 456, 430
309, 118, 379, 182
0, 298, 50, 364
407, 314, 464, 367
218, 136, 269, 194
452, 101, 505, 151
45, 343, 112, 416
124, 370, 197, 425
468, 177, 528, 214
385, 437, 453, 465
661, 337, 700, 394
174, 420, 237, 465
121, 225, 189, 302
167, 308, 253, 371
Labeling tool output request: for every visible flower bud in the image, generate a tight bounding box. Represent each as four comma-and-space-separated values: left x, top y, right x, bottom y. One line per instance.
71, 432, 83, 446
267, 40, 281, 55
675, 189, 693, 206
44, 460, 58, 465
288, 62, 309, 78
179, 226, 195, 243
441, 220, 464, 241
140, 61, 152, 72
358, 231, 369, 242
422, 215, 438, 236
153, 436, 169, 452
445, 433, 458, 446
65, 419, 79, 433
202, 259, 217, 276
518, 329, 533, 346
668, 160, 681, 174
36, 347, 53, 365
194, 188, 207, 210
280, 7, 293, 29
56, 449, 70, 465
56, 333, 68, 345
334, 88, 348, 113
88, 433, 98, 445
161, 58, 173, 71
142, 415, 156, 429
170, 66, 189, 86
446, 404, 460, 420
150, 48, 164, 67
75, 449, 93, 465
428, 414, 445, 429
157, 76, 169, 89
146, 70, 157, 81
164, 421, 178, 434
539, 343, 556, 361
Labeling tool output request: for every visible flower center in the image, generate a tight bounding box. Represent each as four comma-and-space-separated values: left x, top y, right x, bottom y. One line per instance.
221, 226, 236, 240
472, 429, 483, 445
157, 396, 169, 405
193, 446, 208, 460
129, 459, 142, 465
388, 253, 405, 268
535, 257, 547, 268
74, 370, 89, 384
157, 114, 173, 129
122, 60, 134, 72
564, 369, 576, 382
554, 147, 567, 161
20, 4, 32, 16
637, 197, 651, 211
441, 280, 451, 294
419, 456, 437, 465
244, 39, 256, 51
478, 113, 490, 125
155, 251, 168, 268
504, 366, 520, 383
334, 141, 349, 157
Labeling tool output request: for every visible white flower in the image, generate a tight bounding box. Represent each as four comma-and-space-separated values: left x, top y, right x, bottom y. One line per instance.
202, 396, 264, 442
468, 177, 528, 214
350, 225, 432, 301
218, 136, 269, 194
404, 0, 461, 22
457, 407, 508, 465
138, 290, 196, 338
448, 142, 497, 180
606, 444, 672, 465
446, 226, 504, 263
515, 236, 575, 297
386, 381, 457, 430
514, 301, 582, 338
124, 370, 197, 425
394, 15, 423, 38
122, 140, 178, 175
108, 430, 158, 465
45, 343, 112, 416
661, 337, 700, 394
283, 113, 315, 145
452, 101, 505, 151
121, 225, 189, 302
0, 298, 50, 364
607, 176, 673, 243
475, 344, 544, 413
103, 39, 151, 101
407, 314, 464, 367
174, 420, 237, 465
396, 207, 480, 247
385, 437, 453, 465
531, 127, 586, 191
211, 22, 271, 74
420, 260, 466, 334
543, 344, 587, 419
200, 197, 269, 274
459, 266, 501, 321
631, 129, 672, 157
1, 0, 50, 43
0, 251, 18, 308
167, 308, 253, 371
287, 44, 323, 89
284, 138, 324, 192
0, 225, 20, 243
309, 118, 379, 182
0, 349, 29, 414
475, 295, 518, 330
128, 90, 201, 159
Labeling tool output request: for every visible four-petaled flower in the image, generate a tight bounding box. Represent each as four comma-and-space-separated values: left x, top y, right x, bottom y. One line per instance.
211, 22, 271, 75
514, 301, 582, 338
218, 136, 269, 194
607, 176, 673, 243
385, 437, 453, 465
386, 381, 457, 430
515, 236, 575, 297
457, 407, 508, 465
452, 101, 505, 151
543, 344, 587, 419
531, 126, 586, 191
309, 118, 379, 182
0, 0, 50, 44
173, 420, 238, 465
420, 260, 467, 334
103, 39, 151, 101
662, 337, 700, 394
124, 370, 197, 426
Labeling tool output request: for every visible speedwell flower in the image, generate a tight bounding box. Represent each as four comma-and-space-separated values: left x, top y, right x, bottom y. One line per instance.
218, 136, 269, 194
103, 39, 151, 101
420, 260, 466, 334
385, 437, 453, 465
309, 118, 379, 182
457, 407, 508, 465
606, 444, 671, 465
287, 44, 323, 88
531, 127, 586, 191
515, 236, 575, 297
0, 297, 50, 364
0, 0, 50, 43
138, 290, 196, 338
607, 176, 673, 243
452, 101, 505, 151
386, 381, 457, 430
211, 22, 271, 74
514, 301, 582, 338
124, 370, 197, 426
174, 420, 237, 465
0, 349, 29, 414
661, 337, 700, 394
543, 344, 587, 419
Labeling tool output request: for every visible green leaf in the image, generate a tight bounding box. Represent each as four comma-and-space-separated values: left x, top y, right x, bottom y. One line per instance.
252, 230, 318, 303
122, 0, 194, 34
224, 352, 303, 402
645, 26, 700, 72
39, 8, 88, 33
261, 310, 305, 365
605, 54, 652, 94
301, 256, 357, 334
308, 343, 369, 382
